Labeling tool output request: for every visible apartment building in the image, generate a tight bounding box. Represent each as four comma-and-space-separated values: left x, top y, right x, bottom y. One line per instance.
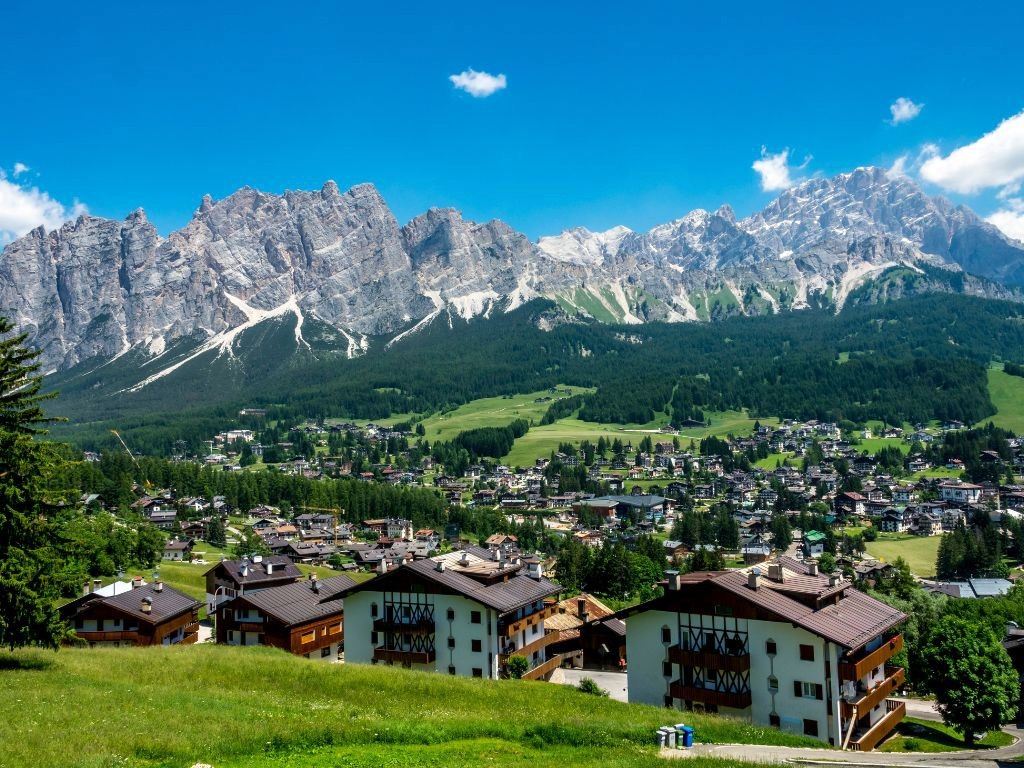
623, 557, 906, 751
217, 573, 355, 660
60, 579, 200, 647
326, 547, 561, 679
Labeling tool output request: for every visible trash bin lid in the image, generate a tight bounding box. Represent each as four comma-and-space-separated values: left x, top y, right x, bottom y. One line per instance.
682, 726, 694, 734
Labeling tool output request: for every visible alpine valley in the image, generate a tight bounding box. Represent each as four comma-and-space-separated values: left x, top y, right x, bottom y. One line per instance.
4, 166, 1024, 447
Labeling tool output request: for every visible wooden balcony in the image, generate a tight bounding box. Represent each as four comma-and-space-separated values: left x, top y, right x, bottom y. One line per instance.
499, 631, 557, 663
237, 622, 264, 633
840, 634, 903, 681
522, 653, 565, 681
841, 666, 905, 719
373, 617, 435, 633
500, 601, 558, 636
668, 682, 752, 709
373, 647, 435, 665
668, 646, 751, 672
75, 630, 141, 643
850, 699, 905, 752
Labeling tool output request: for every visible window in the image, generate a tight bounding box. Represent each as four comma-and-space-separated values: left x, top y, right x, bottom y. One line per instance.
664, 695, 674, 708
227, 630, 235, 643
471, 611, 482, 624
472, 668, 483, 678
371, 603, 378, 618
794, 681, 823, 700
447, 608, 455, 621
803, 719, 819, 737
713, 604, 733, 616
661, 626, 671, 644
448, 665, 456, 675
329, 623, 342, 635
448, 637, 456, 649
472, 639, 482, 653
663, 661, 672, 677
799, 644, 815, 662
768, 675, 779, 693
766, 639, 777, 655
769, 713, 780, 728
321, 646, 332, 658
370, 631, 378, 645
301, 631, 316, 644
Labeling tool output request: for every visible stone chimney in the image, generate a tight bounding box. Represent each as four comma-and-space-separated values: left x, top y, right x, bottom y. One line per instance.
266, 561, 274, 576
665, 570, 682, 591
748, 567, 761, 590
829, 572, 842, 588
83, 581, 91, 596
154, 580, 164, 593
807, 560, 819, 577
94, 578, 103, 592
577, 598, 588, 622
460, 552, 470, 566
436, 559, 446, 572
526, 559, 543, 580
378, 558, 388, 575
310, 574, 320, 594
767, 563, 784, 583
141, 597, 152, 614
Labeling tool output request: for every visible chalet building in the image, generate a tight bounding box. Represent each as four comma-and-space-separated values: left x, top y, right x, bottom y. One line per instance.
217, 574, 356, 660
546, 593, 626, 669
327, 548, 561, 680
204, 555, 302, 614
622, 558, 906, 751
835, 492, 866, 519
939, 482, 983, 505
162, 538, 193, 561
60, 580, 200, 647
363, 518, 414, 541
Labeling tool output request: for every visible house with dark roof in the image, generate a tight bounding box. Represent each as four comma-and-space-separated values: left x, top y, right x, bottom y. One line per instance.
620, 558, 906, 751
60, 580, 200, 647
325, 547, 561, 680
216, 574, 356, 660
203, 555, 303, 614
162, 537, 193, 561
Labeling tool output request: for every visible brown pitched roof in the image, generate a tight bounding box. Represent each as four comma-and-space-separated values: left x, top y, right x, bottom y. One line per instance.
63, 583, 199, 625
234, 575, 356, 626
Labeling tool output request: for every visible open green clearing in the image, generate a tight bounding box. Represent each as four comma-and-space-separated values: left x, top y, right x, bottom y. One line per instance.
879, 717, 1014, 753
754, 452, 795, 470
855, 437, 910, 455
418, 386, 593, 443
981, 365, 1024, 434
864, 533, 942, 577
504, 410, 777, 468
0, 646, 813, 768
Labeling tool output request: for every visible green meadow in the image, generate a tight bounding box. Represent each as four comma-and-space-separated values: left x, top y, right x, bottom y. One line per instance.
0, 645, 814, 768
981, 365, 1024, 434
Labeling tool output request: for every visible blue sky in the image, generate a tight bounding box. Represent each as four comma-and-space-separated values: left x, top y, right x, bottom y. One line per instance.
2, 1, 1024, 243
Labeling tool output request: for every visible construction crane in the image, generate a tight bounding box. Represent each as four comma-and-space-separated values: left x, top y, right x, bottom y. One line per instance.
111, 429, 154, 491
295, 505, 345, 549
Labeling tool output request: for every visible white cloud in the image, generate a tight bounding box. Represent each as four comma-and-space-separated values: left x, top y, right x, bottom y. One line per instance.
889, 97, 923, 125
752, 146, 809, 192
12, 162, 29, 177
887, 155, 910, 179
449, 68, 507, 98
988, 183, 1024, 242
0, 173, 87, 246
919, 109, 1024, 193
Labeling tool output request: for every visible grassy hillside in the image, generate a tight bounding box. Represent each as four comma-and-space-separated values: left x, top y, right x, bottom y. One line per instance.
865, 532, 942, 577
981, 365, 1024, 433
503, 410, 775, 468
417, 386, 593, 443
0, 646, 811, 768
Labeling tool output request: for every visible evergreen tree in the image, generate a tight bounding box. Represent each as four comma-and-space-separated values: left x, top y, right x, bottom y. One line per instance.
0, 318, 69, 651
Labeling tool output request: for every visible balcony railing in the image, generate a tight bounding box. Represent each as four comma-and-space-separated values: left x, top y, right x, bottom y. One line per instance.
500, 601, 558, 636
669, 645, 751, 672
668, 682, 752, 709
499, 631, 557, 663
841, 666, 905, 719
373, 617, 435, 633
850, 699, 906, 752
522, 653, 565, 681
75, 629, 141, 643
840, 634, 903, 682
373, 647, 436, 665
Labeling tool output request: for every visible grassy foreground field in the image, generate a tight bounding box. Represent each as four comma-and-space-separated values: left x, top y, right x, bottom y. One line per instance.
0, 646, 812, 768
981, 366, 1024, 434
865, 532, 942, 577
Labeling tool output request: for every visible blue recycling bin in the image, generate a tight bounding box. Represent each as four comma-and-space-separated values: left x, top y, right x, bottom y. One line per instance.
679, 725, 694, 748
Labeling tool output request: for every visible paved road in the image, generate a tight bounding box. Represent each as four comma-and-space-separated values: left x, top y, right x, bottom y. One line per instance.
552, 668, 628, 702
662, 699, 1023, 768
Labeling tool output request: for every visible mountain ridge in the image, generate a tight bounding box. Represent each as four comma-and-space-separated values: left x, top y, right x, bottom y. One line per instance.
2, 166, 1023, 374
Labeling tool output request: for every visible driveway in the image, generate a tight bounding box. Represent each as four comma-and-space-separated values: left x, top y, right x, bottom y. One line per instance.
552, 668, 628, 702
